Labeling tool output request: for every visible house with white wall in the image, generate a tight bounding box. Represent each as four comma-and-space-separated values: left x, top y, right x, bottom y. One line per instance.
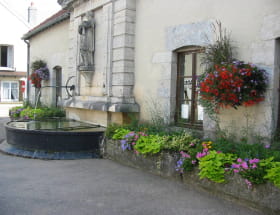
23, 0, 280, 141
0, 1, 33, 104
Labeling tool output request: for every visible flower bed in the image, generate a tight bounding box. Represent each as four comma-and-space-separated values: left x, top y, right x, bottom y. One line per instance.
104, 125, 280, 214
105, 139, 280, 215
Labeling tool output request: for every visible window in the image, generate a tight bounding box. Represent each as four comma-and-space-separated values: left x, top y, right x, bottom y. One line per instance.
54, 66, 62, 107
175, 48, 204, 128
1, 81, 19, 102
0, 45, 14, 68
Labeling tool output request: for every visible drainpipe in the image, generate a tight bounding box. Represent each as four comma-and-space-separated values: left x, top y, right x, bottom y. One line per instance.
24, 39, 30, 103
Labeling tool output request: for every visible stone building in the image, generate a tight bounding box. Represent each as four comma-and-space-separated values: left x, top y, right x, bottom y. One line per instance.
23, 0, 280, 140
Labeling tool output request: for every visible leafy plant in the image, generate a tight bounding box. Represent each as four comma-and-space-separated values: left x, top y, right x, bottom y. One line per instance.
18, 106, 65, 120
264, 161, 280, 188
163, 133, 200, 152
198, 150, 236, 183
111, 128, 131, 140
9, 106, 26, 119
134, 135, 166, 155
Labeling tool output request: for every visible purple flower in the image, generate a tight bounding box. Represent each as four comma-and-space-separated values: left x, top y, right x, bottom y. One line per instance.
191, 160, 197, 165
264, 144, 270, 149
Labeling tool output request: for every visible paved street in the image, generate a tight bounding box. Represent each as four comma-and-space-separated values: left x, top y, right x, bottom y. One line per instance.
0, 117, 264, 215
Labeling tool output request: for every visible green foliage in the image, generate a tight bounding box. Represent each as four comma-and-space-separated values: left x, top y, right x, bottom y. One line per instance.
134, 135, 166, 155
264, 161, 280, 188
213, 137, 280, 162
111, 128, 131, 140
31, 59, 47, 71
202, 20, 234, 71
163, 133, 200, 152
9, 106, 25, 119
238, 160, 269, 185
198, 151, 236, 183
18, 106, 65, 120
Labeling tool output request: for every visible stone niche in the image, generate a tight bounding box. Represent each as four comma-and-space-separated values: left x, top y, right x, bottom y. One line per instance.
60, 0, 139, 126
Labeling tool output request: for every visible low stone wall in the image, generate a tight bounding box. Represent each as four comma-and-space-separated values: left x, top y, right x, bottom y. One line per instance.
104, 139, 280, 215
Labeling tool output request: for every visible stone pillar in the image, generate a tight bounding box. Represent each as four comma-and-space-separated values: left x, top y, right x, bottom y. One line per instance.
111, 0, 136, 104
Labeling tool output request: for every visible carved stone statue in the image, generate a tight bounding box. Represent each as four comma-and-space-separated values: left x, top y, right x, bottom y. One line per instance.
78, 12, 95, 71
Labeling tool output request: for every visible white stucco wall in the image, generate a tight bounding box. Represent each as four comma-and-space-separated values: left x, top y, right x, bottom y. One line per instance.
134, 0, 280, 138
0, 3, 29, 72
28, 19, 70, 106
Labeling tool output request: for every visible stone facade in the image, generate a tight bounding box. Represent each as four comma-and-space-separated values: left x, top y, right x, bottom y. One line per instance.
58, 0, 139, 126
26, 0, 280, 137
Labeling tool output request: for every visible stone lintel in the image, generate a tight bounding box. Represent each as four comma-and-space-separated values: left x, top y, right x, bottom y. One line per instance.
61, 98, 139, 112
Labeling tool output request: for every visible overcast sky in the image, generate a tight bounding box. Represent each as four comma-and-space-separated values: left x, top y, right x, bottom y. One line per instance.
0, 0, 61, 25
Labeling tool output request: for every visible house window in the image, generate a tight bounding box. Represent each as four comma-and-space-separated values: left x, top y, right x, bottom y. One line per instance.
1, 81, 19, 102
175, 48, 204, 128
0, 45, 14, 68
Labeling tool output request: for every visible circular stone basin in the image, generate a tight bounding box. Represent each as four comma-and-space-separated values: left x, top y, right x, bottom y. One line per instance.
1, 119, 105, 159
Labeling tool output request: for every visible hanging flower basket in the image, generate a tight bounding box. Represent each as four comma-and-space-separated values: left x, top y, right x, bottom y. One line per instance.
29, 60, 50, 88
199, 61, 268, 110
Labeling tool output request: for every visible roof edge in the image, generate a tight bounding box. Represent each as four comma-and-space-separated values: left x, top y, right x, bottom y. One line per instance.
22, 11, 70, 40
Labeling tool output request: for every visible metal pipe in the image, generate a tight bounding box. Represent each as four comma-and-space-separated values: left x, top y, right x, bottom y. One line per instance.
24, 39, 30, 103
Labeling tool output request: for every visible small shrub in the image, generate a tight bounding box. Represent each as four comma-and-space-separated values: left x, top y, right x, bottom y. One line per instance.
163, 133, 200, 152
9, 106, 25, 119
264, 161, 280, 188
198, 151, 236, 183
112, 128, 131, 140
134, 135, 166, 155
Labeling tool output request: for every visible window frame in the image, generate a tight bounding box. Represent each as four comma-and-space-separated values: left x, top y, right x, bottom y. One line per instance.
175, 47, 205, 129
0, 45, 14, 69
1, 81, 19, 102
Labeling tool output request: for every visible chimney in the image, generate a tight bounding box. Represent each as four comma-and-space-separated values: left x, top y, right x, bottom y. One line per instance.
28, 2, 37, 27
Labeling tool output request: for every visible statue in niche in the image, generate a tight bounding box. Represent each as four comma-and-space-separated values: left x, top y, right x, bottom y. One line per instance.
78, 12, 95, 71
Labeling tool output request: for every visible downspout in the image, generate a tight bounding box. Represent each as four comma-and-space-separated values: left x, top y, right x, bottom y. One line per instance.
24, 39, 30, 103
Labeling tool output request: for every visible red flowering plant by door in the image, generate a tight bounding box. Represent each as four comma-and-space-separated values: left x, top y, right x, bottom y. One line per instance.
199, 61, 267, 110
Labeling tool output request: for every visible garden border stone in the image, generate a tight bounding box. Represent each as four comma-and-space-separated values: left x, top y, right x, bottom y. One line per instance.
104, 139, 280, 215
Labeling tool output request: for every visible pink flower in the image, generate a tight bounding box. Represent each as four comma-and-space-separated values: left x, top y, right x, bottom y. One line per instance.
180, 151, 190, 158
234, 169, 239, 173
245, 179, 252, 189
252, 164, 257, 169
132, 142, 136, 145
196, 152, 207, 159
241, 162, 248, 169
191, 160, 197, 164
217, 151, 222, 154
249, 158, 259, 164
231, 163, 240, 169
237, 158, 243, 163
